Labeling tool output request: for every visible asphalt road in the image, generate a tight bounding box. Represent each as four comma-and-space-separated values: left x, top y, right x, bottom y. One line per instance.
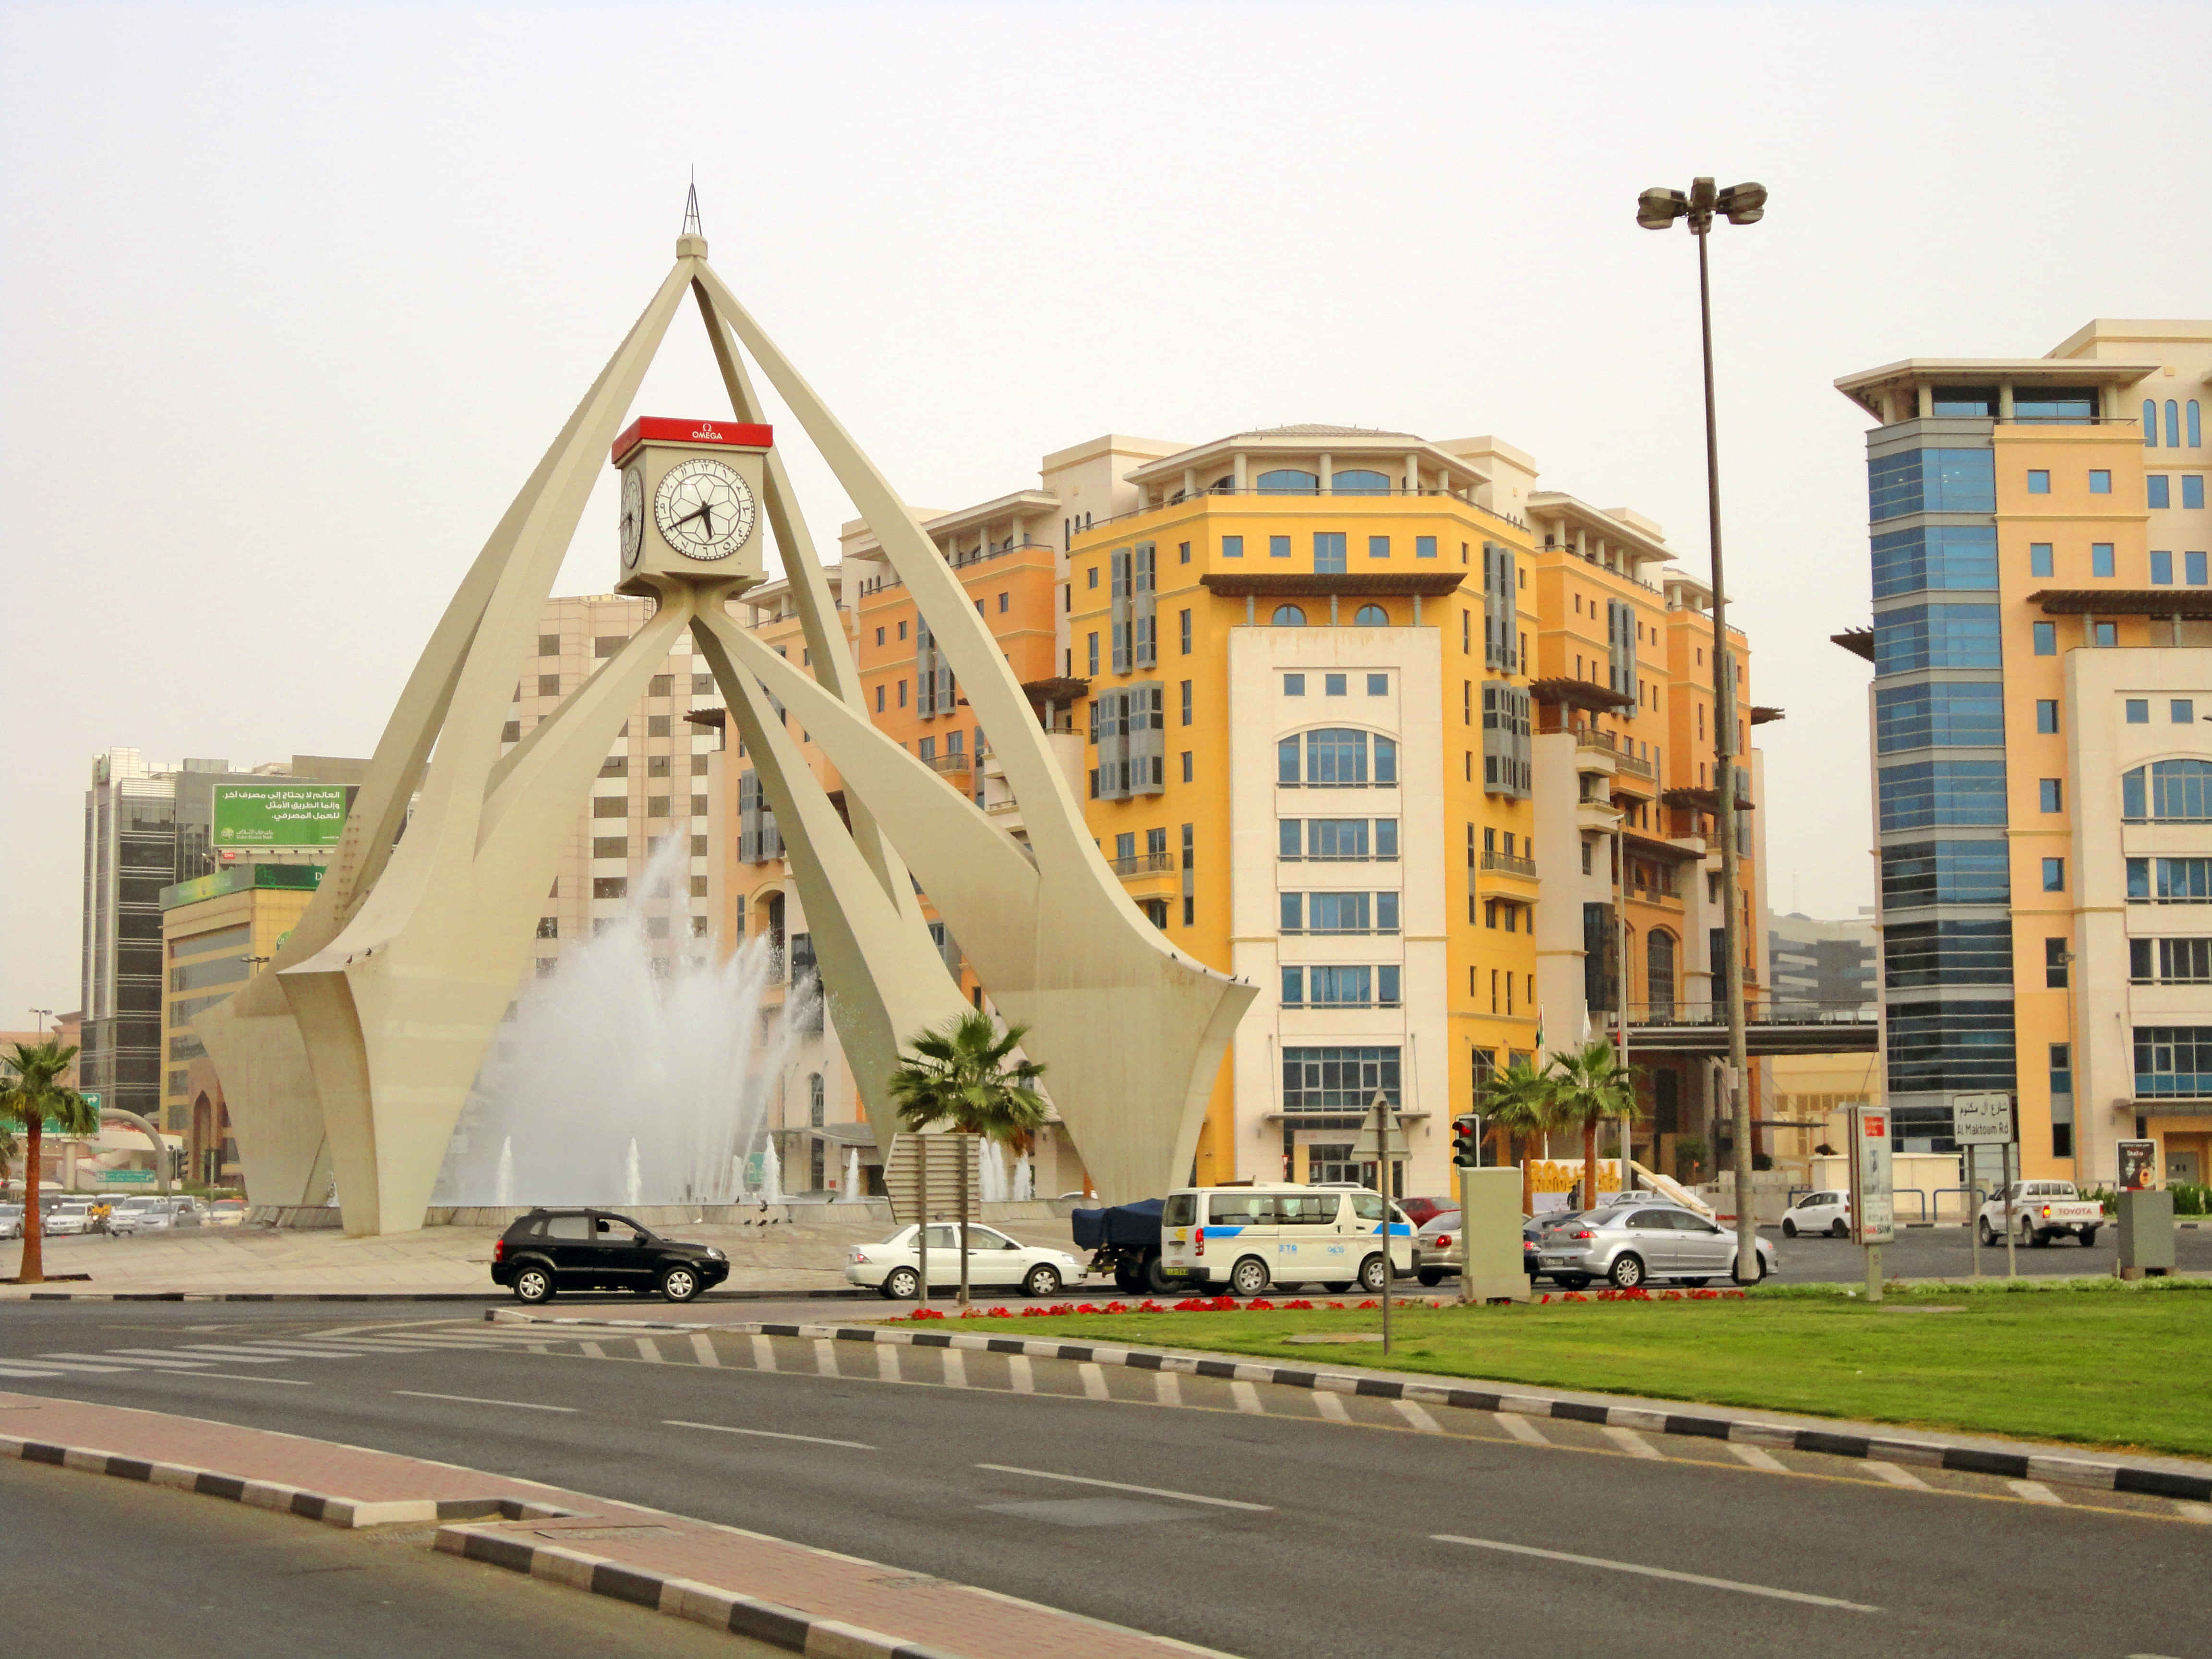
0, 1449, 779, 1658
1749, 1219, 2212, 1283
0, 1301, 2205, 1659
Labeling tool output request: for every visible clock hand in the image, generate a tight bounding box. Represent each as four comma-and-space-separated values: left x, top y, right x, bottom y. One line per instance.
672, 503, 713, 534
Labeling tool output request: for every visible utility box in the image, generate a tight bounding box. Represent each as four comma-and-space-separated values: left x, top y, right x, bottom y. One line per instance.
1458, 1166, 1530, 1303
2116, 1189, 2175, 1277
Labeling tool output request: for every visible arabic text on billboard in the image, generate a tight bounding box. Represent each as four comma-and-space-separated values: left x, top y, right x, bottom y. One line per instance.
212, 784, 347, 848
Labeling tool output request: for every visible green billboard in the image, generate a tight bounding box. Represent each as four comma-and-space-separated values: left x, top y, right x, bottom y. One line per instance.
212, 783, 348, 848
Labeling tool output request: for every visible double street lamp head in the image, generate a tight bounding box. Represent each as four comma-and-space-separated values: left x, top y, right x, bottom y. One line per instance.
1637, 176, 1767, 232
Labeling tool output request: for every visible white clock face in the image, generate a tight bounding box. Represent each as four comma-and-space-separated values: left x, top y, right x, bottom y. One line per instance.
653, 456, 756, 562
619, 467, 645, 568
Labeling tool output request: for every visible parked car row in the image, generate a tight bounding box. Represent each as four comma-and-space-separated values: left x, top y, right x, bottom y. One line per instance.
1411, 1190, 1779, 1290
1, 1194, 250, 1237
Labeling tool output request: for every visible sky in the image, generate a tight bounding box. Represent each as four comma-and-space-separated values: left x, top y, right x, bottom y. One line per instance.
3, 0, 2207, 1021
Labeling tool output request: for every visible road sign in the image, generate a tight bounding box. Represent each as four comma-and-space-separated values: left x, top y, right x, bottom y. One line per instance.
1950, 1093, 2015, 1146
1349, 1125, 1411, 1160
882, 1131, 982, 1226
99, 1169, 155, 1185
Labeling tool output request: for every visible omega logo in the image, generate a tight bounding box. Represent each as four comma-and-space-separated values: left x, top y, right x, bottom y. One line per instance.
692, 422, 724, 440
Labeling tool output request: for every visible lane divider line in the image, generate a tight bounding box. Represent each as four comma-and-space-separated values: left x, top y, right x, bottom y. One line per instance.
662, 1420, 876, 1451
1431, 1534, 1881, 1612
975, 1463, 1273, 1512
485, 1312, 2212, 1507
394, 1391, 577, 1413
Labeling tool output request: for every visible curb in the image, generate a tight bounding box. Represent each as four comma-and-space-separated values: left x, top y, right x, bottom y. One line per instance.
435, 1525, 963, 1659
493, 1311, 2212, 1506
10, 1286, 876, 1304
0, 1431, 580, 1528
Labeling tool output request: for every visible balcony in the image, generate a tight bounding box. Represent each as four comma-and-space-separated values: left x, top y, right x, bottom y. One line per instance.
920, 751, 973, 776
1625, 876, 1679, 905
1109, 851, 1177, 879
1617, 750, 1656, 782
1480, 849, 1538, 879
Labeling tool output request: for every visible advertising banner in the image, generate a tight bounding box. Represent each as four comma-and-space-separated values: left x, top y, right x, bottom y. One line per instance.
2117, 1139, 2158, 1191
1847, 1105, 1894, 1244
212, 783, 347, 848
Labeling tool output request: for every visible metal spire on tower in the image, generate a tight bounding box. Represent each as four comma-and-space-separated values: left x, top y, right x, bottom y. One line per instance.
682, 171, 703, 239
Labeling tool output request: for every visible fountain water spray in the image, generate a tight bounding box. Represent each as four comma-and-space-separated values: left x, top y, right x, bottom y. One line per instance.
841, 1147, 862, 1202
433, 838, 808, 1206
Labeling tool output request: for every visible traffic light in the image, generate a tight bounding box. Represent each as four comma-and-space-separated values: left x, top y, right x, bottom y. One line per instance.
1451, 1117, 1480, 1168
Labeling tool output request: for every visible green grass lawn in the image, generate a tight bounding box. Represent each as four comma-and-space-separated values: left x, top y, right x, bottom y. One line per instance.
1026, 1282, 2212, 1459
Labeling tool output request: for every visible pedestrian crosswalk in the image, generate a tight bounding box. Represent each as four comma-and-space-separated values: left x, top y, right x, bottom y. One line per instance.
0, 1326, 556, 1381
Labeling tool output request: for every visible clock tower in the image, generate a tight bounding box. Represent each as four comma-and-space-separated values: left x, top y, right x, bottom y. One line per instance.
611, 416, 772, 597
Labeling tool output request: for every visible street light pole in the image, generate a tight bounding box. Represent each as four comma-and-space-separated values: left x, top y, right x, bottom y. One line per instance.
1637, 176, 1766, 1283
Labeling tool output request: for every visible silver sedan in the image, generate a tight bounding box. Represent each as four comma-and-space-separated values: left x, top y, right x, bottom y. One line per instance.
1536, 1204, 1777, 1289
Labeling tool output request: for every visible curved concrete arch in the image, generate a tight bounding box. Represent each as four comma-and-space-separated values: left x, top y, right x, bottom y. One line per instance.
98, 1108, 170, 1198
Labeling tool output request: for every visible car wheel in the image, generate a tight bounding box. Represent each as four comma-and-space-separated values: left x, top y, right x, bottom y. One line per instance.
659, 1265, 702, 1302
1977, 1217, 1996, 1246
1681, 1277, 1709, 1287
512, 1265, 554, 1304
2028, 1227, 2051, 1249
1142, 1253, 1177, 1295
1358, 1254, 1388, 1294
1557, 1274, 1591, 1290
1736, 1253, 1768, 1285
1023, 1263, 1062, 1298
1229, 1257, 1270, 1297
1322, 1281, 1352, 1294
1417, 1268, 1446, 1287
881, 1266, 919, 1301
1112, 1264, 1143, 1293
2079, 1228, 2098, 1248
1782, 1219, 1798, 1239
1830, 1219, 1850, 1238
1607, 1253, 1645, 1289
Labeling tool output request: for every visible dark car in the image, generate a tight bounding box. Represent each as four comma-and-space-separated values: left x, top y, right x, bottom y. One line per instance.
491, 1208, 729, 1304
1395, 1196, 1458, 1230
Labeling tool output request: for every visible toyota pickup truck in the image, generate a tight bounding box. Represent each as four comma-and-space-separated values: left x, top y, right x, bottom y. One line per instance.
1977, 1180, 2103, 1248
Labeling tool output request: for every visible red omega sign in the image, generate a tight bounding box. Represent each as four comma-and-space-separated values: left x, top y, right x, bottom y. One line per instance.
612, 417, 773, 465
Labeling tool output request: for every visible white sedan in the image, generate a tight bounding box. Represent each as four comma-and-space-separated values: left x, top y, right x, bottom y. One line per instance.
845, 1224, 1086, 1300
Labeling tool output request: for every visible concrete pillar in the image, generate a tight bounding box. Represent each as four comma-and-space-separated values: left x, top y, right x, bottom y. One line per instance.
1997, 383, 2015, 420
1319, 454, 1333, 492
1232, 453, 1248, 491
1405, 453, 1419, 493
1916, 383, 1933, 419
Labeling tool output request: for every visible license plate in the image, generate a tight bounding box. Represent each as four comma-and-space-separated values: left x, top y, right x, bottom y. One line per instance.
1542, 1256, 1569, 1265
1162, 1267, 1190, 1277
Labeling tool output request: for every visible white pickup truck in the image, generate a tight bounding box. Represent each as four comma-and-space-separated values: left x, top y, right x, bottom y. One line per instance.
1977, 1180, 2104, 1248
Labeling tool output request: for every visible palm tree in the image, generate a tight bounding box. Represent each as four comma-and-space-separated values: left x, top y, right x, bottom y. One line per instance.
1481, 1055, 1563, 1215
886, 1010, 1049, 1305
2, 1041, 97, 1285
1547, 1038, 1641, 1212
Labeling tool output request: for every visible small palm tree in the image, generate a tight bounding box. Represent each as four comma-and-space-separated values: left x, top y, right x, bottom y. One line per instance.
887, 1010, 1049, 1305
1481, 1055, 1563, 1216
1547, 1038, 1641, 1212
2, 1042, 97, 1285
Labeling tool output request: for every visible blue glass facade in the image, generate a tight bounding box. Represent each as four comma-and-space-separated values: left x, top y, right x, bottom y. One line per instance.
1880, 840, 2011, 909
1878, 759, 2008, 830
1874, 604, 2003, 674
1871, 525, 1998, 599
1868, 448, 1996, 520
1875, 681, 2005, 753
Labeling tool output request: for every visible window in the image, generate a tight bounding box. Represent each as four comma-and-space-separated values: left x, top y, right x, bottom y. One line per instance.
2191, 552, 2209, 587
2032, 621, 2056, 656
1272, 604, 1306, 626
1181, 751, 1193, 783
1179, 609, 1191, 654
1309, 965, 1373, 1006
2127, 699, 2150, 724
2035, 699, 2059, 734
592, 877, 629, 900
1869, 449, 1996, 518
900, 619, 910, 638
2092, 542, 2116, 578
1315, 533, 1347, 574
1369, 535, 1390, 559
2026, 469, 2050, 495
1367, 673, 1388, 696
2039, 778, 2062, 813
1280, 966, 1305, 1006
537, 673, 561, 697
1873, 603, 2001, 673
594, 636, 622, 658
1303, 892, 1371, 934
1881, 840, 2009, 908
875, 627, 885, 646
1378, 965, 1401, 1006
1333, 469, 1391, 495
1416, 536, 1437, 559
2135, 938, 2212, 984
1284, 673, 1306, 696
2123, 759, 2212, 822
1931, 386, 1996, 416
2149, 476, 2172, 509
2192, 403, 2204, 448
2146, 398, 2160, 445
2016, 388, 2100, 422
1258, 469, 1319, 495
2095, 622, 2118, 648
1354, 604, 1388, 626
2131, 857, 2212, 902
875, 685, 885, 712
1885, 999, 2017, 1095
1087, 633, 1099, 675
1180, 680, 1193, 725
1871, 525, 1997, 597
1086, 567, 1098, 590
2176, 700, 2197, 724
1178, 541, 1191, 565
898, 678, 908, 707
1882, 920, 2013, 989
1269, 535, 1291, 559
2187, 477, 2207, 510
2045, 937, 2069, 988
1222, 535, 1244, 559
1876, 759, 2008, 830
2135, 1027, 2212, 1097
1875, 681, 2005, 752
2089, 470, 2111, 494
2152, 551, 2175, 585
2029, 542, 2053, 577
2042, 857, 2065, 892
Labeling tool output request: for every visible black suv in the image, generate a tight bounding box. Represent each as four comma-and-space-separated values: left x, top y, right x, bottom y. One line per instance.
492, 1208, 729, 1304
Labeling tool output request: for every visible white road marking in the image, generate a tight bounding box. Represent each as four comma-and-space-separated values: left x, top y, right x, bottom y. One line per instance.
2176, 1502, 2212, 1524
1153, 1370, 1182, 1409
812, 1340, 840, 1378
748, 1335, 777, 1372
941, 1349, 967, 1389
1080, 1363, 1111, 1401
136, 1348, 288, 1365
1313, 1390, 1350, 1423
0, 1363, 82, 1377
194, 1374, 313, 1385
394, 1391, 577, 1412
579, 1342, 606, 1360
1008, 1355, 1034, 1395
1603, 1426, 1663, 1459
1729, 1444, 1791, 1474
689, 1334, 719, 1368
664, 1419, 875, 1451
977, 1463, 1273, 1512
1864, 1461, 1932, 1492
1394, 1400, 1443, 1435
4, 1358, 132, 1374
2008, 1480, 2062, 1505
1496, 1413, 1549, 1446
634, 1338, 665, 1364
1431, 1535, 1879, 1611
876, 1345, 900, 1384
48, 1352, 211, 1370
1231, 1380, 1264, 1415
222, 1343, 366, 1357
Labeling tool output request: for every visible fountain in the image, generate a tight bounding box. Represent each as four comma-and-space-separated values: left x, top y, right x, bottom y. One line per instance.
759, 1139, 783, 1205
841, 1148, 862, 1202
433, 839, 805, 1207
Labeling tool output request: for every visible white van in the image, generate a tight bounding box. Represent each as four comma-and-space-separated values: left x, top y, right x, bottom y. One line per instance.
1159, 1184, 1415, 1297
